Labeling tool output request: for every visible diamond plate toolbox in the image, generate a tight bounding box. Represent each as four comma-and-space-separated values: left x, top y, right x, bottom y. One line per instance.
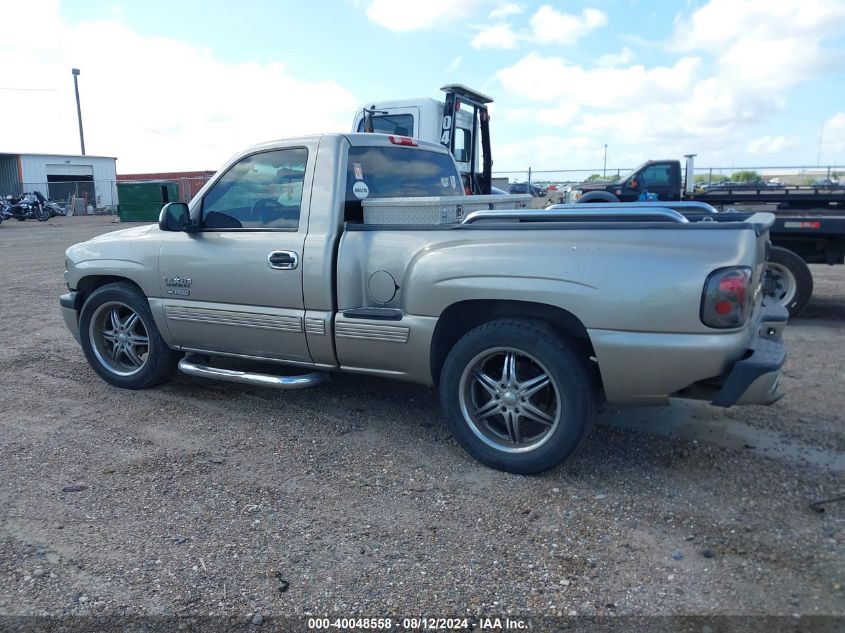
362, 194, 532, 225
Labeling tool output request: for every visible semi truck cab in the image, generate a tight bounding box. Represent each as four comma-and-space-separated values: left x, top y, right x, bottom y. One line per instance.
352, 84, 493, 194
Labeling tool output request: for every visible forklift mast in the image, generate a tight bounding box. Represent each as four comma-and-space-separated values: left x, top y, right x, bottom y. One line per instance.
439, 84, 493, 195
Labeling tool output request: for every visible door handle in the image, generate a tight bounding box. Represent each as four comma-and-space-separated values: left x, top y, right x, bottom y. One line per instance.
267, 250, 299, 270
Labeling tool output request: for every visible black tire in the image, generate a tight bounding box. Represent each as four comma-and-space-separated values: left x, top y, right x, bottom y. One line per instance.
35, 206, 50, 221
765, 246, 813, 317
439, 319, 596, 475
79, 282, 180, 389
576, 191, 620, 203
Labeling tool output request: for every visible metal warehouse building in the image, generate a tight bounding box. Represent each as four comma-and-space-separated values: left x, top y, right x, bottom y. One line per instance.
0, 152, 117, 210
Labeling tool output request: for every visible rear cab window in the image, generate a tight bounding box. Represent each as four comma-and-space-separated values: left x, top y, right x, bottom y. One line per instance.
344, 145, 463, 222
356, 114, 414, 137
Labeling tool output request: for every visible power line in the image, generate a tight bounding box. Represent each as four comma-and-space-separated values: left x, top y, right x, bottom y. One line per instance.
0, 87, 59, 92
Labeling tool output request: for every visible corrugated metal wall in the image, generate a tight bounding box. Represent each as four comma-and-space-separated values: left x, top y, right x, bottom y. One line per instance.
0, 155, 21, 195
117, 170, 215, 203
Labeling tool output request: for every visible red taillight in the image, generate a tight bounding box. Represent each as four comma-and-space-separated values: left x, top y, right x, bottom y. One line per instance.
388, 135, 418, 146
701, 267, 753, 328
719, 274, 747, 305
715, 300, 733, 315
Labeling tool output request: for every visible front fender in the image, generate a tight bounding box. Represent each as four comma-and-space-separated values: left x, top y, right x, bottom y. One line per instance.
65, 230, 161, 298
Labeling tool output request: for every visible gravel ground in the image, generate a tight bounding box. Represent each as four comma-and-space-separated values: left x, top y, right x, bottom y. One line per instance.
0, 216, 843, 623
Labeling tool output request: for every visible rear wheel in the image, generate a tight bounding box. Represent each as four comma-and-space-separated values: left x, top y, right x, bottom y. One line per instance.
764, 246, 813, 317
439, 320, 596, 474
79, 282, 179, 389
576, 191, 620, 204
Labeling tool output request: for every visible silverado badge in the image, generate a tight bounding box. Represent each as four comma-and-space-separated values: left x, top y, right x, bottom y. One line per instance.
164, 275, 192, 296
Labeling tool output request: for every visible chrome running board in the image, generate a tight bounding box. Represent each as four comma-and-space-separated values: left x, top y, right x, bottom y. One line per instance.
178, 358, 329, 390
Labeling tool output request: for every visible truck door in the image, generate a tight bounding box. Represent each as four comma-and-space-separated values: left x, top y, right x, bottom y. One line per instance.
629, 162, 677, 200
157, 143, 317, 363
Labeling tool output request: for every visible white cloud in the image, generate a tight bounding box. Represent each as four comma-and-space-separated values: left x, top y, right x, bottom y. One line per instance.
471, 23, 520, 49
489, 3, 524, 19
492, 0, 845, 169
746, 136, 796, 156
671, 0, 845, 52
596, 47, 635, 67
0, 1, 357, 172
448, 55, 463, 71
824, 112, 845, 154
529, 5, 607, 45
495, 134, 595, 172
672, 0, 845, 88
364, 0, 479, 31
535, 104, 579, 127
497, 53, 700, 107
472, 4, 607, 51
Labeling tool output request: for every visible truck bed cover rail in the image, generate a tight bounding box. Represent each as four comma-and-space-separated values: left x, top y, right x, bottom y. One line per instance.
462, 205, 690, 224
549, 201, 720, 214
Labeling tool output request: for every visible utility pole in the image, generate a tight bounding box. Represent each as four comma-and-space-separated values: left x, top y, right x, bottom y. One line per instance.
72, 68, 85, 155
603, 144, 607, 177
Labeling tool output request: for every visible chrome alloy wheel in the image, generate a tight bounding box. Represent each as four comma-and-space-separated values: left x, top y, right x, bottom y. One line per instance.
458, 347, 561, 453
763, 262, 797, 306
88, 301, 150, 376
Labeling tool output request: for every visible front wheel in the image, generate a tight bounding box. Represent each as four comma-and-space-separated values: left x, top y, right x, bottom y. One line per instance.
439, 320, 596, 474
764, 246, 813, 317
35, 206, 50, 221
79, 282, 180, 389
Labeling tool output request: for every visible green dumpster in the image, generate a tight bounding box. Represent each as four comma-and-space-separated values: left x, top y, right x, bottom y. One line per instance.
117, 181, 180, 222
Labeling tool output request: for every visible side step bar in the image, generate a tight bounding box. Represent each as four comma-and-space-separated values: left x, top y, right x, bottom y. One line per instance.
178, 358, 329, 390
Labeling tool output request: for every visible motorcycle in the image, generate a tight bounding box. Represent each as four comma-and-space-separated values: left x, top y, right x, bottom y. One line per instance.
3, 192, 50, 221
33, 191, 66, 217
1, 195, 20, 221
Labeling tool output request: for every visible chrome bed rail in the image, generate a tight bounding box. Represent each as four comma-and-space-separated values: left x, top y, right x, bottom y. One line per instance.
462, 205, 690, 225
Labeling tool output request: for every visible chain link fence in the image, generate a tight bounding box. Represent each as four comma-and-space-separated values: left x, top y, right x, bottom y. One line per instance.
12, 180, 118, 215
495, 164, 845, 188
8, 166, 845, 215
7, 175, 214, 215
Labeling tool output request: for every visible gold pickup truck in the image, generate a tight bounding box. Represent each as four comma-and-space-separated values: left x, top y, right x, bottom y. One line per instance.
60, 133, 787, 474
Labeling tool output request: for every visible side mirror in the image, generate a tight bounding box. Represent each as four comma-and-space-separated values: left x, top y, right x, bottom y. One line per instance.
158, 202, 196, 232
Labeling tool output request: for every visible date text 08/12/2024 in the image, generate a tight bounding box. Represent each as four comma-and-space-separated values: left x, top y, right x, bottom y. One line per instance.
306, 617, 527, 630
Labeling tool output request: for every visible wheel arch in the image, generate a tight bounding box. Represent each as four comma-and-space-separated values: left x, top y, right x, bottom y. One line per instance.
430, 299, 600, 390
76, 275, 145, 305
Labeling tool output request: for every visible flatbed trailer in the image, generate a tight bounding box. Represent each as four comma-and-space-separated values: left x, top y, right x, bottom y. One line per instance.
689, 185, 845, 210
567, 158, 845, 316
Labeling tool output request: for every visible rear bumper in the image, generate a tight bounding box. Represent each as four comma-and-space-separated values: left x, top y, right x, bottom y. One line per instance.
60, 291, 82, 342
711, 302, 787, 407
589, 301, 788, 406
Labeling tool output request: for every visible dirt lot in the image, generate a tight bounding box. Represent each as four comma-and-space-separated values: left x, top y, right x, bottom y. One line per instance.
0, 216, 843, 624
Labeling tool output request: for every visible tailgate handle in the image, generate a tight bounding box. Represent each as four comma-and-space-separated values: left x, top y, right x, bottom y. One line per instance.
267, 250, 298, 270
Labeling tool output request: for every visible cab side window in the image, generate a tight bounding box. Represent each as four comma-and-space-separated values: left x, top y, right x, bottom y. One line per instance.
201, 148, 308, 230
640, 164, 672, 187
453, 127, 472, 163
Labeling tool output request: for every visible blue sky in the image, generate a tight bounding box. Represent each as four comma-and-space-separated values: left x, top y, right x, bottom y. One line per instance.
2, 0, 844, 173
